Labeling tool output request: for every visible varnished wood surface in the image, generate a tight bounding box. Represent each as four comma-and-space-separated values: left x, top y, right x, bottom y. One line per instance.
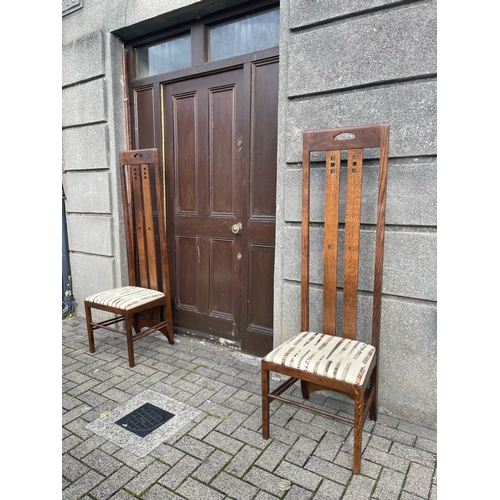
263, 122, 390, 475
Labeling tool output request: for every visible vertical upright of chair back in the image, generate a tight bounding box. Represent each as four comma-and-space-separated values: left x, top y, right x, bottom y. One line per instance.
261, 123, 389, 475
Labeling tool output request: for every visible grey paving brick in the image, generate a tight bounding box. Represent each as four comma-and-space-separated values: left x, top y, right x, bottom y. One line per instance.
230, 426, 268, 450
372, 467, 405, 500
158, 455, 202, 490
400, 492, 426, 500
63, 434, 84, 454
342, 473, 376, 500
224, 444, 260, 477
176, 477, 226, 499
267, 424, 303, 446
175, 435, 215, 460
244, 466, 287, 497
334, 450, 382, 479
309, 414, 352, 437
211, 470, 259, 499
313, 478, 346, 500
216, 372, 247, 387
283, 483, 313, 499
124, 459, 170, 496
285, 435, 317, 466
142, 483, 185, 499
255, 440, 290, 472
77, 390, 111, 408
99, 440, 122, 456
275, 460, 322, 491
373, 424, 416, 446
81, 449, 124, 476
286, 418, 326, 442
149, 444, 185, 467
304, 456, 351, 485
415, 435, 437, 454
101, 387, 132, 404
398, 421, 437, 441
193, 449, 232, 483
62, 470, 104, 500
313, 432, 345, 461
216, 409, 247, 435
63, 404, 93, 426
112, 448, 155, 472
223, 395, 259, 415
403, 462, 434, 498
390, 441, 437, 468
242, 408, 264, 431
62, 454, 91, 482
65, 417, 95, 440
186, 388, 218, 407
254, 491, 282, 500
89, 466, 137, 500
69, 434, 108, 460
368, 434, 392, 452
207, 384, 239, 404
109, 489, 139, 499
361, 445, 410, 473
204, 430, 244, 454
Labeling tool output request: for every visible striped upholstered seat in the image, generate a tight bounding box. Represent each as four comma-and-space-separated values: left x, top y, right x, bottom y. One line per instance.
86, 286, 165, 311
263, 331, 376, 386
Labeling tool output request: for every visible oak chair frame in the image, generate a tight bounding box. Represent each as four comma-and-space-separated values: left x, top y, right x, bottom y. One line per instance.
261, 123, 390, 474
84, 149, 174, 367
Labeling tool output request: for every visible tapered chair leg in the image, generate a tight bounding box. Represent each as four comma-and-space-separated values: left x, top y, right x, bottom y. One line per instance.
125, 314, 135, 367
353, 387, 364, 474
85, 303, 96, 354
369, 367, 378, 422
261, 365, 270, 440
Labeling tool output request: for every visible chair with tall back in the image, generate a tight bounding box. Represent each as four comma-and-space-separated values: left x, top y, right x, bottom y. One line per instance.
261, 123, 390, 474
84, 148, 175, 367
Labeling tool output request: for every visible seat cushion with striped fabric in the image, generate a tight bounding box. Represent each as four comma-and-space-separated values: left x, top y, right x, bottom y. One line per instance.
263, 331, 376, 386
86, 286, 165, 311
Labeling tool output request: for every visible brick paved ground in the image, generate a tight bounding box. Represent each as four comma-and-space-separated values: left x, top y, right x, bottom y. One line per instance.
62, 317, 437, 499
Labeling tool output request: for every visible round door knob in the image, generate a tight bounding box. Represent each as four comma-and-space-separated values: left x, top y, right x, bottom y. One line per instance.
231, 222, 242, 234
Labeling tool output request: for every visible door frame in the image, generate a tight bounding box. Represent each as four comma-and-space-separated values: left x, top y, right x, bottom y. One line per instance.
124, 1, 279, 354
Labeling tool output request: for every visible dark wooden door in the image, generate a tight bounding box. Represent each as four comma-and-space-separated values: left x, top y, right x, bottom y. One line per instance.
164, 60, 278, 356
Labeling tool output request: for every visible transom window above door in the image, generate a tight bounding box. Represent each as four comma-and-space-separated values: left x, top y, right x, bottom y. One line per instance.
208, 7, 279, 61
132, 5, 279, 79
136, 33, 191, 79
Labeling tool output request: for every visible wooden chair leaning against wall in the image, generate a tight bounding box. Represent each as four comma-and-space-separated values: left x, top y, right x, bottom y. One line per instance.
84, 149, 175, 367
261, 123, 390, 474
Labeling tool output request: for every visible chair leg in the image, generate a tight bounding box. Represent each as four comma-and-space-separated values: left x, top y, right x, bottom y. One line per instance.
353, 386, 364, 475
85, 303, 96, 354
300, 380, 311, 400
125, 313, 135, 367
261, 364, 270, 440
369, 365, 378, 422
160, 307, 175, 345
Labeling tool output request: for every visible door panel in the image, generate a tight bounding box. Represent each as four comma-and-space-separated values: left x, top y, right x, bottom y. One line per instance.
164, 60, 278, 355
165, 70, 243, 341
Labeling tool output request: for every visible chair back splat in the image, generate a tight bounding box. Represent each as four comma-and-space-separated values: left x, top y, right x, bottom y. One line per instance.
84, 149, 174, 367
262, 123, 390, 475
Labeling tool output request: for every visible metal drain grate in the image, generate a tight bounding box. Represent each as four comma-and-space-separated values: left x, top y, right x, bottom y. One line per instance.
115, 403, 175, 438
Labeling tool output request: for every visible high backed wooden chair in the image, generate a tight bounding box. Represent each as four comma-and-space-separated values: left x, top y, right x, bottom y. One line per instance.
261, 123, 390, 474
85, 149, 174, 367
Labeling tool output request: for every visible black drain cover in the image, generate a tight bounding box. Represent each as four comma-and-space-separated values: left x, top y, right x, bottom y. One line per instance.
115, 403, 175, 438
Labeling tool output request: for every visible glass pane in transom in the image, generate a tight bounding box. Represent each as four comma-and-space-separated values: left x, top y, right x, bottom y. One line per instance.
209, 7, 279, 62
136, 33, 191, 78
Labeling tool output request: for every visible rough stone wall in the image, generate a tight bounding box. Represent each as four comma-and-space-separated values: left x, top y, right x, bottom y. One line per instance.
274, 0, 437, 428
62, 0, 437, 427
